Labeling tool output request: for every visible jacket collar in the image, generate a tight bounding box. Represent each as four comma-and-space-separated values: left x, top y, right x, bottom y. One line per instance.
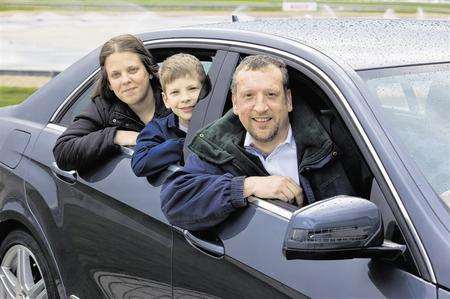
108, 86, 168, 126
167, 112, 180, 129
289, 97, 334, 169
110, 100, 145, 128
189, 99, 334, 168
189, 110, 244, 164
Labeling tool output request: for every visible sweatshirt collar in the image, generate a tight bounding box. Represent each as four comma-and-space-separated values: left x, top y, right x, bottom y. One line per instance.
167, 112, 179, 129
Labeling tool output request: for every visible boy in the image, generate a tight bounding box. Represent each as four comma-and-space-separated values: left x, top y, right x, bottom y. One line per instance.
131, 53, 206, 179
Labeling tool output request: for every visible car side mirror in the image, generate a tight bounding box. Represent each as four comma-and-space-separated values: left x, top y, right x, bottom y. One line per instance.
283, 196, 405, 261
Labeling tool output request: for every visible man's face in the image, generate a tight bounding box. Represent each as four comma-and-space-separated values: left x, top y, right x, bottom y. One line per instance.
232, 65, 292, 146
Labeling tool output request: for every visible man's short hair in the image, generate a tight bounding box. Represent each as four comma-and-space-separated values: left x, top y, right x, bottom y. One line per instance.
231, 55, 289, 94
159, 53, 206, 92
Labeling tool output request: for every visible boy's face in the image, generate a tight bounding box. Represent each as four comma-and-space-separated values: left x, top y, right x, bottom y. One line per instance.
162, 74, 202, 127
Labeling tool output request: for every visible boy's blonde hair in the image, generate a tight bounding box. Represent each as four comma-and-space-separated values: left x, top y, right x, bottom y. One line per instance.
159, 53, 206, 91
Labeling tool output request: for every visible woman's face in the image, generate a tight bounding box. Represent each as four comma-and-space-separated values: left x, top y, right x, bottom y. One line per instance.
105, 51, 152, 107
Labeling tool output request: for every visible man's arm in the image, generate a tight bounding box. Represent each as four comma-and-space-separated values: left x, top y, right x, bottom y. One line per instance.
244, 176, 304, 207
160, 154, 247, 231
161, 154, 304, 230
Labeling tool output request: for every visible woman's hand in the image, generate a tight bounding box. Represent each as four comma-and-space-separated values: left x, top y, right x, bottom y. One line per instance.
114, 130, 139, 146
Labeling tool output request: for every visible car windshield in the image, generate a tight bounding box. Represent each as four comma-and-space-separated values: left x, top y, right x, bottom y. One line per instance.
359, 63, 450, 214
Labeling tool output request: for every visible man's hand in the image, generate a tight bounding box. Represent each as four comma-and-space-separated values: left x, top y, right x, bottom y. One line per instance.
244, 176, 304, 207
114, 130, 139, 146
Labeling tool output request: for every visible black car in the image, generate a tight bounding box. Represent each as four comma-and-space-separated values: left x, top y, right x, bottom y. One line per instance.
1, 18, 449, 299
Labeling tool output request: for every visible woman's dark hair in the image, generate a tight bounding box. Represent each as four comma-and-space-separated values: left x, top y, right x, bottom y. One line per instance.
94, 34, 168, 117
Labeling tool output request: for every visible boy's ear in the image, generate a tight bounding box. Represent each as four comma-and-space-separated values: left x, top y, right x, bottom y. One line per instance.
161, 92, 171, 109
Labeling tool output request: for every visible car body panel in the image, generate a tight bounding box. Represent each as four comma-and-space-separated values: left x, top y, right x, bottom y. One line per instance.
195, 19, 450, 70
174, 202, 437, 298
0, 130, 31, 169
23, 124, 173, 297
440, 288, 450, 299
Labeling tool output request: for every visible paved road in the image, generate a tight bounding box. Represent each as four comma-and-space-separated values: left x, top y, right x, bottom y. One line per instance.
1, 9, 448, 73
0, 11, 236, 72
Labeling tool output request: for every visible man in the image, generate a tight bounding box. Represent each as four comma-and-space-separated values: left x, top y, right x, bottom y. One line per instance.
160, 55, 364, 231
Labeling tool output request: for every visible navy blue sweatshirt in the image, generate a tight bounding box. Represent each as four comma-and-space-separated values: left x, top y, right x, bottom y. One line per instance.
131, 113, 186, 179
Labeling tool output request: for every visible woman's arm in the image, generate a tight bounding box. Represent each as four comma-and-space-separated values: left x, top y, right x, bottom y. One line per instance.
53, 99, 121, 171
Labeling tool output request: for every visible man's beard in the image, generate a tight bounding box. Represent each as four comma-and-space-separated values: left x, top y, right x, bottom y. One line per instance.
249, 123, 279, 143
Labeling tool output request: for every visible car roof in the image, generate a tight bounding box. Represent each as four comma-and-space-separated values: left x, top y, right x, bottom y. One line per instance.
193, 18, 450, 70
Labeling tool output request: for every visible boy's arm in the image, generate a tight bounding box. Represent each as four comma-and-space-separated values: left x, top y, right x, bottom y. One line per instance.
131, 123, 184, 178
160, 154, 247, 231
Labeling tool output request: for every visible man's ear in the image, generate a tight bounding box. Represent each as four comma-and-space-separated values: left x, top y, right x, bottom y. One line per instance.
161, 92, 171, 109
231, 93, 239, 115
286, 89, 293, 112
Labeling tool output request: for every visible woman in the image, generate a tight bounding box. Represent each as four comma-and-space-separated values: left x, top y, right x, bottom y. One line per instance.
53, 34, 168, 172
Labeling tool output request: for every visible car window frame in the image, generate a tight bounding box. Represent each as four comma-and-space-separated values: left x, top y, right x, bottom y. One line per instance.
194, 41, 435, 283
50, 41, 230, 127
57, 80, 97, 127
50, 70, 99, 124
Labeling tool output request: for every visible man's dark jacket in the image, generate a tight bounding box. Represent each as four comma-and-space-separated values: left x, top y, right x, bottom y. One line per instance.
53, 95, 166, 172
131, 113, 186, 179
161, 101, 371, 231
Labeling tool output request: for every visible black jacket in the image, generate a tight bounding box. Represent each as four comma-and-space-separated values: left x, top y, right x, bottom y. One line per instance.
189, 101, 369, 204
53, 96, 166, 172
161, 101, 372, 230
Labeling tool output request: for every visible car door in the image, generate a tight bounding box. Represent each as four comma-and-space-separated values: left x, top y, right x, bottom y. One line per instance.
171, 51, 300, 299
23, 45, 227, 298
171, 48, 438, 298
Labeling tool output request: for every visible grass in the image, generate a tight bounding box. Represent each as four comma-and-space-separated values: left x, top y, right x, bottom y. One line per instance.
0, 0, 281, 12
0, 86, 37, 107
0, 0, 448, 13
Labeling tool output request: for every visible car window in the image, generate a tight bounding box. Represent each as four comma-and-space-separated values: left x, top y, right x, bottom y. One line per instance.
58, 81, 96, 127
221, 54, 373, 199
360, 63, 450, 213
55, 48, 217, 127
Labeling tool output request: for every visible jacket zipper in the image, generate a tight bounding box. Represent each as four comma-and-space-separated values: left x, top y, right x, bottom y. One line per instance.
112, 111, 144, 128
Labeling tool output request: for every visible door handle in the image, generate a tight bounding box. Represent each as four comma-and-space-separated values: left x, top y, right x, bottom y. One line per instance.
51, 162, 77, 183
183, 230, 225, 259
